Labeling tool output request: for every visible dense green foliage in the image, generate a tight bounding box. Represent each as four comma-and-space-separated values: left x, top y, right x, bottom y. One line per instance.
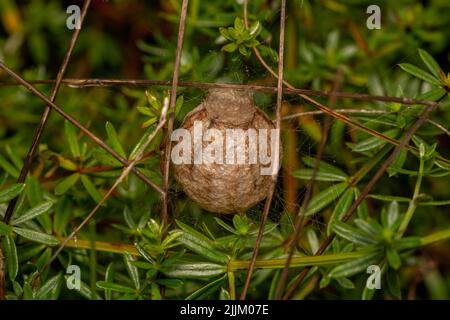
0, 0, 449, 300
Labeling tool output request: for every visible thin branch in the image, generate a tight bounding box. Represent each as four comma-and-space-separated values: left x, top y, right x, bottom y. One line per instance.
161, 0, 189, 228
283, 109, 450, 139
55, 226, 450, 267
0, 62, 165, 195
282, 109, 392, 120
0, 78, 437, 107
240, 0, 286, 300
428, 119, 450, 138
2, 0, 92, 224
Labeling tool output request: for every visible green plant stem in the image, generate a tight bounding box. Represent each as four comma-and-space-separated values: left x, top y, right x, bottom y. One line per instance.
57, 237, 138, 255
228, 271, 236, 300
58, 226, 450, 270
421, 229, 450, 246
230, 251, 369, 270
397, 156, 425, 238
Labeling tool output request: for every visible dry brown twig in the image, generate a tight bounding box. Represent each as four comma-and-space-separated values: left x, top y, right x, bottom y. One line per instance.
240, 0, 286, 300
0, 79, 437, 106
275, 68, 344, 299
161, 0, 190, 228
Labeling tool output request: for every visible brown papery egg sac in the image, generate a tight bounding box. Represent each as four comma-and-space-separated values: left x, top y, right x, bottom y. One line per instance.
171, 89, 280, 214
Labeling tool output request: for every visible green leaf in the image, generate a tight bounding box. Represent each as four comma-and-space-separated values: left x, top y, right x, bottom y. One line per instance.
13, 227, 59, 246
0, 154, 20, 178
234, 17, 244, 32
352, 129, 399, 152
221, 42, 238, 53
135, 243, 155, 264
55, 154, 78, 171
80, 175, 104, 204
367, 194, 410, 202
145, 90, 162, 111
387, 271, 401, 299
162, 263, 226, 279
327, 188, 354, 235
5, 145, 23, 170
156, 278, 183, 288
398, 63, 441, 86
0, 221, 13, 236
387, 149, 407, 177
64, 120, 81, 158
393, 237, 421, 251
26, 176, 43, 207
36, 273, 63, 300
11, 201, 53, 225
355, 189, 369, 219
219, 27, 233, 41
124, 254, 140, 290
333, 221, 377, 245
123, 207, 135, 230
354, 219, 380, 239
248, 21, 262, 36
302, 156, 348, 178
306, 228, 319, 254
232, 215, 250, 235
419, 200, 450, 206
362, 285, 377, 300
238, 45, 250, 57
175, 95, 184, 117
0, 183, 25, 203
329, 252, 380, 278
54, 197, 71, 236
129, 126, 157, 160
219, 288, 231, 300
185, 275, 226, 300
137, 106, 154, 116
386, 201, 399, 229
55, 173, 80, 195
336, 277, 355, 289
416, 87, 446, 101
293, 169, 347, 182
2, 235, 18, 281
105, 263, 114, 300
176, 220, 228, 263
106, 122, 127, 158
386, 247, 401, 270
418, 49, 442, 79
71, 279, 102, 300
305, 182, 348, 216
214, 218, 236, 234
96, 281, 135, 293
23, 282, 34, 299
